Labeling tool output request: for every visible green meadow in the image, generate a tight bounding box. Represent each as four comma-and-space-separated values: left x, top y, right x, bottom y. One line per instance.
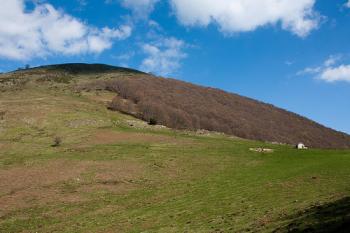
0, 78, 349, 233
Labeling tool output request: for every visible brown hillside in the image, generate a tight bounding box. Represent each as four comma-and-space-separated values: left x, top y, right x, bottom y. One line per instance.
74, 69, 350, 149
3, 63, 350, 149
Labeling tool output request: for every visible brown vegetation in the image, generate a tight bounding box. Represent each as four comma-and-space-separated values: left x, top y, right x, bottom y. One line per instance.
78, 74, 350, 149
0, 159, 145, 215
0, 111, 5, 120
86, 130, 186, 145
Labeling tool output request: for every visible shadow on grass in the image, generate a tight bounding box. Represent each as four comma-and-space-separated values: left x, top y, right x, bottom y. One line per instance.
274, 197, 350, 233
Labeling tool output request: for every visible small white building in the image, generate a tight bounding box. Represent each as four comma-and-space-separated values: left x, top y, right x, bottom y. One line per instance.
296, 143, 308, 150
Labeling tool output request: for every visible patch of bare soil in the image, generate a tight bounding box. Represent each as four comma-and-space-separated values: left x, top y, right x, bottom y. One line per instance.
88, 130, 186, 145
0, 159, 145, 216
82, 91, 116, 105
0, 160, 86, 215
2, 102, 49, 128
78, 160, 145, 194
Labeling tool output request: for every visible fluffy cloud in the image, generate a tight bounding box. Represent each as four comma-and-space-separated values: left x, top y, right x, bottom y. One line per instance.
320, 65, 350, 83
119, 0, 320, 36
121, 0, 159, 18
119, 0, 320, 37
298, 55, 350, 83
169, 0, 319, 37
0, 0, 131, 60
140, 37, 187, 75
323, 55, 342, 67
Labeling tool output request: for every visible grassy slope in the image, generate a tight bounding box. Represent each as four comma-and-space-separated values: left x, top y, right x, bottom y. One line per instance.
0, 75, 349, 233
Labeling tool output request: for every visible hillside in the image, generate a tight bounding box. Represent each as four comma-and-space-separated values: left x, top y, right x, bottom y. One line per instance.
6, 63, 348, 149
103, 75, 350, 149
0, 63, 349, 232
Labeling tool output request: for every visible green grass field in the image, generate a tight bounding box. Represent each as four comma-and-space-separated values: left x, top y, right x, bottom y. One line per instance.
0, 80, 349, 233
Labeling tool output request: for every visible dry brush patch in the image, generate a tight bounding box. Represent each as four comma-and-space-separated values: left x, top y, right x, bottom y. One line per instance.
0, 159, 146, 216
0, 160, 87, 215
80, 91, 116, 105
85, 129, 194, 146
77, 160, 146, 194
0, 142, 6, 150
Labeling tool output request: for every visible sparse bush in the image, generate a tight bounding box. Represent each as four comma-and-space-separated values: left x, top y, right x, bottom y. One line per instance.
0, 111, 6, 120
52, 136, 62, 147
149, 118, 157, 125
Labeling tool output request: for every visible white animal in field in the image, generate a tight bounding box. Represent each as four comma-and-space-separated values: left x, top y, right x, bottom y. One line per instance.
296, 143, 308, 150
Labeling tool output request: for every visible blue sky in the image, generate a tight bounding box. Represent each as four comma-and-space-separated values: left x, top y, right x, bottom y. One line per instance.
1, 0, 350, 133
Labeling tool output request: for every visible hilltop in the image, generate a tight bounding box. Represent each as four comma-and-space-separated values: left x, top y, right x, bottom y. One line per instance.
2, 63, 349, 149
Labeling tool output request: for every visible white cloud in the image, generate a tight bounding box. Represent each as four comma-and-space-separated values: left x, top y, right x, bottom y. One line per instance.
170, 0, 320, 37
323, 54, 342, 67
115, 51, 135, 61
297, 66, 322, 76
77, 0, 87, 6
0, 0, 132, 60
121, 0, 159, 18
298, 55, 350, 83
119, 0, 321, 37
346, 1, 350, 8
285, 60, 294, 66
320, 65, 350, 83
140, 37, 187, 75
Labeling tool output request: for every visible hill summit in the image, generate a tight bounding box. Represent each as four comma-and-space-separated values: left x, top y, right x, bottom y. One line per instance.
2, 63, 350, 149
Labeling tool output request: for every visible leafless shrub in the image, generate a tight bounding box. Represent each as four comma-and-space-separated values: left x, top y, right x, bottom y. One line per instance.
0, 111, 6, 120
52, 136, 62, 147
